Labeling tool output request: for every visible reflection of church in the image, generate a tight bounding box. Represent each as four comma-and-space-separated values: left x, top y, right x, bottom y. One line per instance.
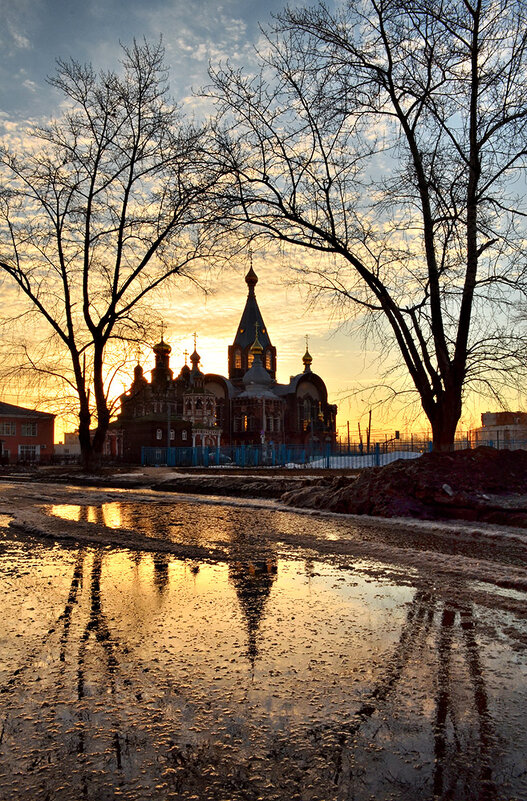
115, 267, 337, 461
229, 559, 277, 669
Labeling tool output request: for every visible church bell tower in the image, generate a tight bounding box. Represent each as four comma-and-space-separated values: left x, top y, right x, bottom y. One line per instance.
228, 267, 277, 386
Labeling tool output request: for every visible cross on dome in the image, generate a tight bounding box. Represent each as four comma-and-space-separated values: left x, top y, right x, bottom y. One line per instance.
190, 332, 201, 367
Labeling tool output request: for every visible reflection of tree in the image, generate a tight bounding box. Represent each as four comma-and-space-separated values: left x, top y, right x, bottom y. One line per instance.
432, 602, 496, 801
328, 590, 496, 800
58, 549, 85, 664
56, 548, 122, 771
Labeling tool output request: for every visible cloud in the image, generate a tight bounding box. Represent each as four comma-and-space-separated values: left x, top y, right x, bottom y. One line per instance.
0, 0, 37, 53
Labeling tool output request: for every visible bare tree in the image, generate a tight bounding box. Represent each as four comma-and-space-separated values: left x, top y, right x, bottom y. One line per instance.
0, 39, 224, 468
210, 0, 527, 449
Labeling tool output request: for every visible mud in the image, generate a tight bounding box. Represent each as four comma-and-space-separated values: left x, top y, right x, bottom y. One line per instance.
0, 481, 526, 801
282, 447, 527, 525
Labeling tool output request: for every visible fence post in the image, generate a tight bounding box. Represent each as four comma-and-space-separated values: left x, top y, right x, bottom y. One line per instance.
326, 443, 331, 469
375, 442, 380, 467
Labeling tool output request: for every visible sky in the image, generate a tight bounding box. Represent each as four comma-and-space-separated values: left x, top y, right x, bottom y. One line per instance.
0, 0, 488, 440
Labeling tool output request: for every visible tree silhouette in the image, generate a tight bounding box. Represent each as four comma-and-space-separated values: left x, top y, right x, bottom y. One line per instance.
0, 39, 225, 468
210, 0, 527, 448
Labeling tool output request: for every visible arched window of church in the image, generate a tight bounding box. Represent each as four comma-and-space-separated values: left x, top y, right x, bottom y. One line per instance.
156, 428, 162, 440
275, 417, 280, 432
265, 350, 272, 370
235, 348, 242, 369
247, 352, 254, 368
182, 430, 187, 441
196, 398, 202, 410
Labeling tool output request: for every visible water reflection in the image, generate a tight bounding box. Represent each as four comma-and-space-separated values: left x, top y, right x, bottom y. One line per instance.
340, 591, 498, 800
1, 502, 526, 801
152, 552, 170, 594
50, 500, 282, 668
229, 559, 277, 670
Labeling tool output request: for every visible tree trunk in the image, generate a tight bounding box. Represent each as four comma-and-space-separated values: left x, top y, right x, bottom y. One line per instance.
78, 401, 96, 472
429, 388, 463, 452
89, 341, 110, 470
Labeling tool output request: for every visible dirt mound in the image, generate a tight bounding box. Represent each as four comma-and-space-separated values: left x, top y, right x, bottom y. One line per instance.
281, 447, 527, 523
154, 475, 317, 499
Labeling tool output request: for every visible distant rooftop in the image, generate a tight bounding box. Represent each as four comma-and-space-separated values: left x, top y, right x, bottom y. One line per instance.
0, 400, 55, 419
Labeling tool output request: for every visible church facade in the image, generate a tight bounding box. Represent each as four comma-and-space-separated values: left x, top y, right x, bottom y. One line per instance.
114, 268, 337, 461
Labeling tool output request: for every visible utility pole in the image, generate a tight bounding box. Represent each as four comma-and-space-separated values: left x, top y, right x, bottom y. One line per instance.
167, 396, 171, 452
347, 420, 350, 453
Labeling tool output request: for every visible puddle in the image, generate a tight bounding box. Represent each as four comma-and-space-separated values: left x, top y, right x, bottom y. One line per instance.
1, 512, 526, 800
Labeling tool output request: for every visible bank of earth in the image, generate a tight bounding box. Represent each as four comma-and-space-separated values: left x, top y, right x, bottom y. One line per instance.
5, 446, 527, 527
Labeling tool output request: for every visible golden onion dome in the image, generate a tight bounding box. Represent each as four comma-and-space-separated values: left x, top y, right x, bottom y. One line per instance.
153, 336, 171, 355
250, 323, 264, 356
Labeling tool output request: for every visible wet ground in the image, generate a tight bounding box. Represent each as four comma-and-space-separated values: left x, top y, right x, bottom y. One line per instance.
0, 481, 526, 801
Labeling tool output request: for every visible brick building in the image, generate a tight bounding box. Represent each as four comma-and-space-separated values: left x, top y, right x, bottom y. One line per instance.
0, 401, 55, 463
472, 411, 527, 449
113, 267, 337, 458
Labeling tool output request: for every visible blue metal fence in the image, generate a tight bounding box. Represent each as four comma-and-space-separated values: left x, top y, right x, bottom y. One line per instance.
141, 441, 433, 469
140, 436, 527, 469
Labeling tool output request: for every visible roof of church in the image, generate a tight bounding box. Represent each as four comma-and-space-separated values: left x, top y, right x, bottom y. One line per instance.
272, 372, 326, 397
238, 354, 276, 399
232, 268, 273, 351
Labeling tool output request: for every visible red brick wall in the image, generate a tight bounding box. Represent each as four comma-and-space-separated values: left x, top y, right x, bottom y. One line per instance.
0, 414, 55, 462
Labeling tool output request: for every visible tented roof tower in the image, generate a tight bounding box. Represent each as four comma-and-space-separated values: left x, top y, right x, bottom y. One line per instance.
228, 267, 276, 384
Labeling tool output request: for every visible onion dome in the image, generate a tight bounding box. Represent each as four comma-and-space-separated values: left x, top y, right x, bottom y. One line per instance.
242, 357, 273, 392
153, 336, 171, 356
302, 335, 313, 372
250, 323, 264, 356
245, 266, 258, 292
242, 338, 273, 395
131, 362, 148, 391
190, 348, 200, 365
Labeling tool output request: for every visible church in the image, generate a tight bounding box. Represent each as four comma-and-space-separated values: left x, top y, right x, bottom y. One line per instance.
115, 267, 337, 462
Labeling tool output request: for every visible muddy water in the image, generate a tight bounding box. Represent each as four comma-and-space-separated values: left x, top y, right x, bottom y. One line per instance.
0, 487, 526, 800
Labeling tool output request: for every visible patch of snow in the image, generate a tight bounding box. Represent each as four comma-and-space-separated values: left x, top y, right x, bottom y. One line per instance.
286, 451, 422, 469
